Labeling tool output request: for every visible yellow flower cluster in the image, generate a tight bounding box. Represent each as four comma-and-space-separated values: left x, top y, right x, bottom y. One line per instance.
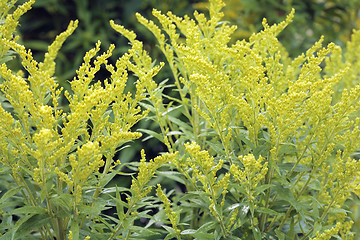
156, 184, 181, 238
68, 230, 90, 240
0, 0, 34, 57
0, 0, 167, 237
129, 151, 177, 202
310, 221, 354, 240
179, 142, 230, 235
325, 29, 360, 101
109, 151, 177, 238
55, 141, 103, 204
135, 0, 360, 236
319, 151, 360, 207
230, 154, 268, 201
1, 0, 360, 237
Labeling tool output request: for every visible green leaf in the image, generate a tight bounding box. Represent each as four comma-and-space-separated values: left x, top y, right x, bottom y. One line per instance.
274, 184, 300, 212
254, 140, 272, 158
162, 225, 176, 235
235, 130, 255, 151
193, 232, 215, 239
161, 104, 183, 116
50, 188, 72, 213
157, 171, 185, 184
196, 222, 216, 233
164, 232, 177, 240
254, 184, 274, 196
278, 163, 310, 173
115, 186, 125, 221
181, 229, 197, 235
0, 214, 50, 239
0, 55, 15, 64
14, 214, 51, 239
275, 229, 286, 240
227, 236, 243, 240
71, 220, 80, 240
287, 217, 296, 238
11, 206, 47, 215
206, 141, 225, 155
4, 214, 32, 240
252, 226, 262, 240
139, 102, 156, 112
167, 115, 192, 131
278, 143, 299, 156
102, 186, 130, 194
0, 186, 23, 203
166, 130, 183, 136
138, 129, 164, 142
256, 207, 281, 216
78, 204, 109, 216
98, 171, 117, 189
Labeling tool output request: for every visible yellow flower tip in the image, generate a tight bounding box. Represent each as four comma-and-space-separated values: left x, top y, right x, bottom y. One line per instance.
286, 8, 295, 23
71, 19, 79, 28
68, 231, 73, 240
110, 20, 137, 42
152, 8, 161, 16
262, 18, 269, 29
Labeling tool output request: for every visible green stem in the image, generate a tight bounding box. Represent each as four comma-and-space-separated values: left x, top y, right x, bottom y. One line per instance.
108, 198, 138, 240
301, 187, 342, 240
259, 152, 273, 232
17, 172, 53, 239
277, 168, 314, 231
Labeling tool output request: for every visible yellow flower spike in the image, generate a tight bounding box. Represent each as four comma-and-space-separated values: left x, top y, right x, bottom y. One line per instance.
74, 141, 103, 182
129, 151, 177, 204
2, 39, 39, 76
32, 168, 41, 184
110, 20, 137, 43
217, 172, 230, 207
208, 0, 226, 24
319, 149, 360, 209
55, 167, 73, 190
68, 230, 73, 240
39, 20, 78, 76
136, 12, 166, 46
231, 154, 268, 200
70, 41, 115, 106
32, 129, 56, 158
311, 221, 354, 240
226, 207, 239, 233
0, 0, 34, 56
156, 184, 181, 237
148, 9, 179, 45
184, 142, 229, 234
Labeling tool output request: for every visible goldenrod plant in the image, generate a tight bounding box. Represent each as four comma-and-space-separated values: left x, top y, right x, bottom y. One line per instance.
0, 0, 359, 239
194, 0, 360, 57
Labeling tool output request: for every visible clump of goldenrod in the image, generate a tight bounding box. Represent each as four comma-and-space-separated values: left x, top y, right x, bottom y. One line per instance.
0, 0, 166, 238
1, 0, 360, 239
136, 0, 360, 238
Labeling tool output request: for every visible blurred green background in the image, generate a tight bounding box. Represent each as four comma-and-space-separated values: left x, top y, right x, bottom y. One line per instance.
14, 0, 360, 234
